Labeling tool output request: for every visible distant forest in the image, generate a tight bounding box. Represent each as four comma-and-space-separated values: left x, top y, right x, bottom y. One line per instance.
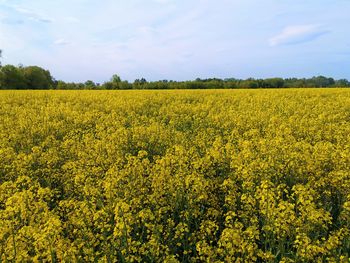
0, 63, 349, 90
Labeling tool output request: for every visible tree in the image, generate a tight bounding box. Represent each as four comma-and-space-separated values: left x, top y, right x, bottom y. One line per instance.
84, 80, 96, 89
0, 64, 27, 89
264, 78, 285, 88
239, 78, 259, 89
0, 49, 2, 67
101, 74, 132, 90
335, 79, 350, 87
133, 78, 148, 89
21, 66, 54, 89
111, 74, 121, 83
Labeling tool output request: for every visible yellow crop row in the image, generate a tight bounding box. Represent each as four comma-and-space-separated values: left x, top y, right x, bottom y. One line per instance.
0, 89, 349, 262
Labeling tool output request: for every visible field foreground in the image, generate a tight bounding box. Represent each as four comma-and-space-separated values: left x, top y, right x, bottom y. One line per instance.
0, 89, 350, 262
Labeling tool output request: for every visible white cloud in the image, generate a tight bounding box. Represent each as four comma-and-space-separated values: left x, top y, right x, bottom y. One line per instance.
269, 24, 329, 46
54, 38, 72, 46
13, 6, 53, 23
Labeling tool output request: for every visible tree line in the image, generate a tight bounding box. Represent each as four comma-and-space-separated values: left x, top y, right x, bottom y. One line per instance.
0, 63, 349, 90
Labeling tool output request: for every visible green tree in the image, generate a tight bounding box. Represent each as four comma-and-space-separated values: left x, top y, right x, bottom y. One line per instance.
264, 78, 285, 88
0, 64, 27, 89
111, 74, 121, 83
335, 79, 350, 87
102, 74, 131, 90
84, 80, 97, 89
21, 66, 54, 89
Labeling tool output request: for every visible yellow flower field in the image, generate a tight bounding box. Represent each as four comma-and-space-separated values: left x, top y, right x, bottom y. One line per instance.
0, 89, 349, 262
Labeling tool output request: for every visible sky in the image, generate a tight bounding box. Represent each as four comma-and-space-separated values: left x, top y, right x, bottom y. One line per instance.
0, 0, 350, 83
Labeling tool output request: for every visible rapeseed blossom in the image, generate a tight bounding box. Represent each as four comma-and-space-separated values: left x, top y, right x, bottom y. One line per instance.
0, 89, 349, 262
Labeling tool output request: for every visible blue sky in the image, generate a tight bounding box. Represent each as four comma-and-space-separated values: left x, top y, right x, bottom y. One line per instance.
0, 0, 349, 82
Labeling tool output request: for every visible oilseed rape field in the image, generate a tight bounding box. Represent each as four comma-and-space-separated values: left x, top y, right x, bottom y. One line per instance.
0, 89, 350, 262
